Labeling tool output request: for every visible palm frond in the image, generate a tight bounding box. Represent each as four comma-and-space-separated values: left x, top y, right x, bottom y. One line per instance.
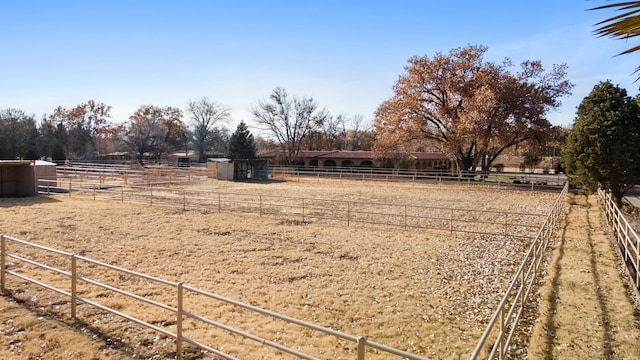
592, 1, 640, 43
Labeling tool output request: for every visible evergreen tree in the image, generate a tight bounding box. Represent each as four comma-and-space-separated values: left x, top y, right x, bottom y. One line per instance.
562, 80, 640, 206
227, 121, 256, 159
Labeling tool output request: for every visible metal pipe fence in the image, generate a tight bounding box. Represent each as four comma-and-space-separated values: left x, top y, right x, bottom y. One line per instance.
2, 182, 569, 359
269, 166, 567, 189
470, 182, 568, 359
0, 234, 428, 360
56, 165, 208, 185
597, 188, 640, 290
38, 179, 545, 239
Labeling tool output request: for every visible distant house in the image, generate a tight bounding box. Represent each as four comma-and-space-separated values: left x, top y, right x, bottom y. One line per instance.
259, 150, 453, 171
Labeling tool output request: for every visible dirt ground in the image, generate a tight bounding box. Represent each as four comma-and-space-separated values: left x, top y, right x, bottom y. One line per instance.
0, 179, 560, 359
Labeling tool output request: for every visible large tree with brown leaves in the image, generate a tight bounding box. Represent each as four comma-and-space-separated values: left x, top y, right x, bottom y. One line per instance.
373, 45, 573, 172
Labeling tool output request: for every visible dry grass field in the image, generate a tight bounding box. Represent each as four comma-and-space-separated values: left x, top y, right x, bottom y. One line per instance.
0, 179, 558, 359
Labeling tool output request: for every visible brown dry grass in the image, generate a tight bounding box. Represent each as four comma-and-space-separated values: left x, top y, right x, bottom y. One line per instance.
528, 194, 640, 360
0, 179, 557, 359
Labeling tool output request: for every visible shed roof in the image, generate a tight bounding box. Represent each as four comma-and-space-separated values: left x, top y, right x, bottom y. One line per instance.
0, 160, 32, 167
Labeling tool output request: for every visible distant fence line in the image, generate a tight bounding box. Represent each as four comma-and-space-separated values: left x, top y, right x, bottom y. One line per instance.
0, 234, 428, 360
38, 179, 547, 239
471, 182, 568, 359
269, 166, 567, 189
598, 188, 640, 291
54, 163, 567, 190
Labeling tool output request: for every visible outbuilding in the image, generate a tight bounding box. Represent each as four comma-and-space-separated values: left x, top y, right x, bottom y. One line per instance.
0, 160, 37, 196
207, 158, 269, 181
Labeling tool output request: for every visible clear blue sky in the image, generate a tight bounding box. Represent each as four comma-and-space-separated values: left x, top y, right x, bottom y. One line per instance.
1, 1, 638, 131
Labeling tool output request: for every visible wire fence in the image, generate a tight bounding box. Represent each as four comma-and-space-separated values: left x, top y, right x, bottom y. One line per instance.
38, 179, 546, 239
597, 188, 640, 291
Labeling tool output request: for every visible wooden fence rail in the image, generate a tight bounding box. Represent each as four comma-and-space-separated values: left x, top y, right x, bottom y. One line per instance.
0, 234, 428, 360
597, 188, 640, 290
38, 179, 545, 239
470, 182, 568, 359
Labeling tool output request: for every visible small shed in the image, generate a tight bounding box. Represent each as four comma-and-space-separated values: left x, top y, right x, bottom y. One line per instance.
0, 160, 37, 196
207, 158, 269, 181
234, 159, 269, 180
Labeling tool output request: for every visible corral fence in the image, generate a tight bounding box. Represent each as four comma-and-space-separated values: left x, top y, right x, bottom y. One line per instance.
471, 182, 569, 359
38, 179, 546, 239
597, 188, 640, 291
54, 162, 208, 185
269, 166, 567, 189
1, 184, 569, 359
0, 234, 429, 360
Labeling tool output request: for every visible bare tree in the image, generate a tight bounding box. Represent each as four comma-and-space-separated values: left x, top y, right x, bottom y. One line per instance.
187, 98, 230, 162
252, 87, 329, 165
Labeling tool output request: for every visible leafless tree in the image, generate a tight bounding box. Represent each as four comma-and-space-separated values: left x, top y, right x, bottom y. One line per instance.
187, 97, 230, 162
252, 87, 329, 165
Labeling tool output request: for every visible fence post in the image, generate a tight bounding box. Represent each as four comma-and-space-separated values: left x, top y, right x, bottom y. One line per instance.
1, 235, 5, 293
357, 336, 365, 360
93, 184, 96, 201
71, 255, 77, 319
177, 283, 184, 360
69, 180, 72, 198
121, 187, 124, 203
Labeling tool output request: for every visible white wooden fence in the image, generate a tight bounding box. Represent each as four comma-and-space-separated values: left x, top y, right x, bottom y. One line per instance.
597, 188, 640, 290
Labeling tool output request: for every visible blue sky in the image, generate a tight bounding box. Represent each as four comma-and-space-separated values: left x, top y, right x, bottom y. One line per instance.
1, 1, 638, 131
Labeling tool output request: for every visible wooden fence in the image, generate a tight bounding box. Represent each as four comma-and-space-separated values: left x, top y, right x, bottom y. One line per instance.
597, 188, 640, 290
0, 234, 428, 360
38, 179, 546, 239
470, 182, 568, 359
